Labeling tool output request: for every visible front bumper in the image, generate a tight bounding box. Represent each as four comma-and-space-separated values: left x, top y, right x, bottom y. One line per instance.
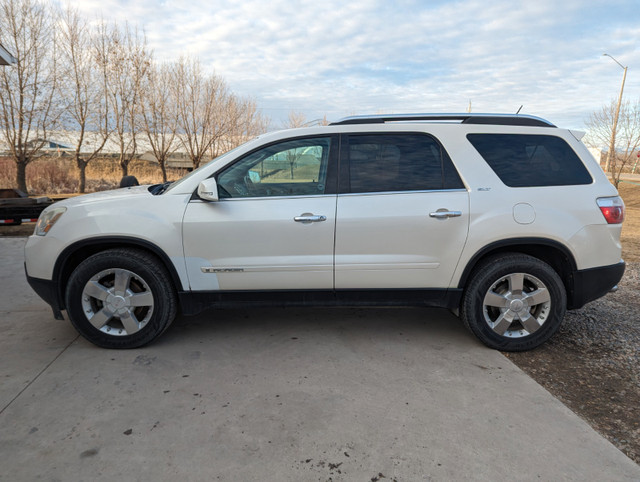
568, 260, 626, 310
25, 264, 64, 320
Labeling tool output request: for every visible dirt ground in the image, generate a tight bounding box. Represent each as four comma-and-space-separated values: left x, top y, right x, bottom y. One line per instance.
507, 264, 640, 464
2, 182, 640, 464
508, 181, 640, 464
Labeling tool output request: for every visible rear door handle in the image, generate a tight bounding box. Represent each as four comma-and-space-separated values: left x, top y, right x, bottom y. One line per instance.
429, 210, 462, 219
294, 213, 327, 224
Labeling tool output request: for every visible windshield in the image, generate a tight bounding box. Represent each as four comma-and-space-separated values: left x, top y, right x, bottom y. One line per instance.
162, 144, 249, 194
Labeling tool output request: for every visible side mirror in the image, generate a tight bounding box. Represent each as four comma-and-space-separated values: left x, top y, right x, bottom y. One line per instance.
197, 178, 219, 202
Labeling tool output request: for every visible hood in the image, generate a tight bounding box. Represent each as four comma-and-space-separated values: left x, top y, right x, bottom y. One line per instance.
55, 185, 152, 208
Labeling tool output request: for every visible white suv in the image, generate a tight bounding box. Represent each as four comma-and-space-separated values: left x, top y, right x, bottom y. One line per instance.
25, 114, 625, 351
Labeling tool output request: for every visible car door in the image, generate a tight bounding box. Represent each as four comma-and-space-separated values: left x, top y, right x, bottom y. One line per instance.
182, 136, 338, 291
334, 132, 470, 289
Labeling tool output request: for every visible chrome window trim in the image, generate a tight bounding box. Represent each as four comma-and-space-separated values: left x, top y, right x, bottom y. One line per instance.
189, 194, 339, 203
337, 188, 469, 197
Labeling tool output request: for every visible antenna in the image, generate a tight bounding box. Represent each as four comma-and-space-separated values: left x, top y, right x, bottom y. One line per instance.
516, 105, 523, 114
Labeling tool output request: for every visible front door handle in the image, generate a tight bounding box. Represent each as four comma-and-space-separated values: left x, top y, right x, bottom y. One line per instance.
294, 213, 327, 224
429, 210, 462, 219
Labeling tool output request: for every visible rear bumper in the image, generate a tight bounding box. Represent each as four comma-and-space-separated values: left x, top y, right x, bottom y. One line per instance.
569, 260, 625, 309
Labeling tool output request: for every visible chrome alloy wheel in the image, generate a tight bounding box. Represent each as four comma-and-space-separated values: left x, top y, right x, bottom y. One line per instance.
482, 272, 551, 338
81, 268, 154, 336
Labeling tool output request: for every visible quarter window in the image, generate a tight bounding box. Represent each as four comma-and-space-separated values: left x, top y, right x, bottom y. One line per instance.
346, 134, 464, 193
467, 134, 593, 187
217, 137, 331, 198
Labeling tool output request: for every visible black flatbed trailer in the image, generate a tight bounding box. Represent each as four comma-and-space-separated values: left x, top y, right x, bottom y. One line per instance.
0, 189, 54, 225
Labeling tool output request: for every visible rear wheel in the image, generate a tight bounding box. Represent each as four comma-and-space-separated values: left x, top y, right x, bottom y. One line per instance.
65, 248, 177, 349
461, 253, 566, 351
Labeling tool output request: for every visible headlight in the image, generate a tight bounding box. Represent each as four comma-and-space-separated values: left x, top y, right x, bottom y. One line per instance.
35, 207, 67, 236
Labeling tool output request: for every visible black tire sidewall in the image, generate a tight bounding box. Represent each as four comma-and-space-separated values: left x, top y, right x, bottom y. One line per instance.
65, 249, 176, 349
462, 254, 566, 351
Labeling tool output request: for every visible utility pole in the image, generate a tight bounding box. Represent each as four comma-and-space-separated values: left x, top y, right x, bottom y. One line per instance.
603, 53, 628, 172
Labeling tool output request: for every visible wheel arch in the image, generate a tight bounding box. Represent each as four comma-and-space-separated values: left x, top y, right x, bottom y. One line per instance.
53, 236, 184, 311
457, 238, 578, 307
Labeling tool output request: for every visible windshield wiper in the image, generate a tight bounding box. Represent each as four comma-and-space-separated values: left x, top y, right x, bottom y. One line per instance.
149, 181, 173, 195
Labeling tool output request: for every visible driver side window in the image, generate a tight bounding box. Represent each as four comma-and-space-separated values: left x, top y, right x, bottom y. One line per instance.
217, 137, 331, 198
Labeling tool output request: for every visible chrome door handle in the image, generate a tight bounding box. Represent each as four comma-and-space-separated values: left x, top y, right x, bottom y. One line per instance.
429, 210, 462, 219
294, 213, 327, 223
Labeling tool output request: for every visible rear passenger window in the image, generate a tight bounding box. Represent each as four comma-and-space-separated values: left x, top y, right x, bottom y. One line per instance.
347, 134, 464, 193
467, 134, 592, 187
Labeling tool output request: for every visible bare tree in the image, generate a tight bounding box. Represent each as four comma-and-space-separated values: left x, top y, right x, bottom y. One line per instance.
282, 111, 329, 128
243, 99, 270, 139
140, 62, 178, 182
585, 99, 640, 188
102, 22, 151, 177
285, 110, 307, 128
59, 8, 110, 193
0, 0, 60, 194
282, 110, 309, 178
213, 95, 268, 155
174, 57, 231, 169
209, 93, 243, 158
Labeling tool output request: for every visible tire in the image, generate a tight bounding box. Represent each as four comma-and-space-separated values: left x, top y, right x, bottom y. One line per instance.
460, 253, 566, 351
65, 248, 177, 349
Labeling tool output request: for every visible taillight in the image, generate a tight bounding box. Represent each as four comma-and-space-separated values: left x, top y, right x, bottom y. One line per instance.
597, 197, 625, 224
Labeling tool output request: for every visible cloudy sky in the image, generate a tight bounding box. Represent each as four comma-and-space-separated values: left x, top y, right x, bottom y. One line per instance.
61, 0, 639, 131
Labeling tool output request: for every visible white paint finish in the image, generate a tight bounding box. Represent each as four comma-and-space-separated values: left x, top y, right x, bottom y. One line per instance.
183, 257, 220, 290
568, 224, 624, 269
182, 196, 337, 290
23, 121, 624, 302
334, 190, 469, 289
24, 189, 192, 290
449, 182, 623, 285
569, 129, 586, 141
513, 203, 536, 225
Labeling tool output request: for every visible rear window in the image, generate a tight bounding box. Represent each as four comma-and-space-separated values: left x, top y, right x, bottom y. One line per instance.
467, 134, 592, 187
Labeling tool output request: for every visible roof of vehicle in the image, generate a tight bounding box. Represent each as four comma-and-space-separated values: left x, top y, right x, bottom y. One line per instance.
329, 113, 556, 128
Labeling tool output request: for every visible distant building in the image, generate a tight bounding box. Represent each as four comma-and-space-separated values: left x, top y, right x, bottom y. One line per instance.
38, 131, 195, 168
0, 43, 17, 65
0, 130, 247, 169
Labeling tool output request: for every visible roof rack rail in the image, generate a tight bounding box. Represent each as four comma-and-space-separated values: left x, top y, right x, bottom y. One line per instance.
329, 113, 556, 128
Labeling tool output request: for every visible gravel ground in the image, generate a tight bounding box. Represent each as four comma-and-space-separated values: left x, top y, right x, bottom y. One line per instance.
507, 262, 640, 464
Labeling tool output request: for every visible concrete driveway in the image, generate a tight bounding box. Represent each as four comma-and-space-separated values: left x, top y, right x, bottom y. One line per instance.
1, 237, 638, 481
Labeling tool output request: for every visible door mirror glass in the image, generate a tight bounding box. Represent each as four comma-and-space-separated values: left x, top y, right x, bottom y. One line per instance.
197, 177, 219, 202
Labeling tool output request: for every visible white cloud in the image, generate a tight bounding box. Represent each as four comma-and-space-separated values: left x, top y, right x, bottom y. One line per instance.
61, 0, 640, 131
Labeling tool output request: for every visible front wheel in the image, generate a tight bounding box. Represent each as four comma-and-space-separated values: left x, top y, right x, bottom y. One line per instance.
65, 248, 177, 349
461, 253, 566, 351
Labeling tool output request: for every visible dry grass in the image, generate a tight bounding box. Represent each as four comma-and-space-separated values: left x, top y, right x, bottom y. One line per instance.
0, 156, 189, 195
618, 182, 640, 262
